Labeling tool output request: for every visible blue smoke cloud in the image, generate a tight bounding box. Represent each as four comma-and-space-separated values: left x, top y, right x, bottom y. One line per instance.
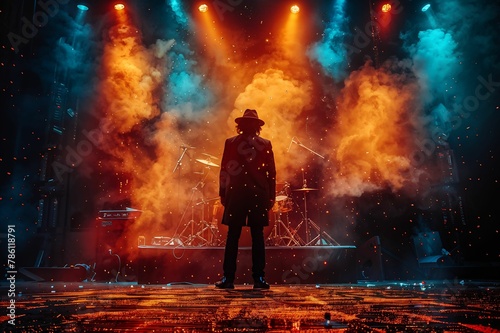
164, 51, 213, 115
157, 2, 212, 115
404, 28, 460, 106
307, 0, 349, 82
402, 0, 499, 142
435, 1, 500, 73
168, 0, 189, 27
30, 7, 95, 92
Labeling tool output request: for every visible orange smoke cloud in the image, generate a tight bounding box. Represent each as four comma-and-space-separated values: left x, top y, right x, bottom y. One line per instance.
326, 62, 423, 197
223, 10, 317, 183
230, 68, 314, 182
95, 15, 184, 248
99, 25, 166, 133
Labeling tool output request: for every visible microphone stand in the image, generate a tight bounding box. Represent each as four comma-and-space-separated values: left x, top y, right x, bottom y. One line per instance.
289, 137, 325, 159
173, 147, 189, 173
173, 145, 193, 225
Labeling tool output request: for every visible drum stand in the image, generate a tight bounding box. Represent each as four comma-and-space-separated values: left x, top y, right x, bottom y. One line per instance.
266, 210, 302, 246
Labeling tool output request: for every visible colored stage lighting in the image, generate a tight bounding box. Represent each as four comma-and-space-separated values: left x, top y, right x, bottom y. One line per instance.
381, 4, 391, 13
290, 5, 300, 14
77, 4, 89, 11
199, 4, 208, 12
114, 3, 125, 10
422, 4, 431, 12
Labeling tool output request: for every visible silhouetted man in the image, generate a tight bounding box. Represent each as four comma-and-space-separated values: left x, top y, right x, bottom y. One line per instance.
215, 109, 276, 289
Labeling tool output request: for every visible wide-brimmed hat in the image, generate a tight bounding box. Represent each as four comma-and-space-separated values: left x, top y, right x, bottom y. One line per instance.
235, 109, 265, 126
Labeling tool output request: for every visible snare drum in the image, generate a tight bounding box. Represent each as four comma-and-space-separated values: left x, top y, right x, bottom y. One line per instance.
272, 197, 293, 213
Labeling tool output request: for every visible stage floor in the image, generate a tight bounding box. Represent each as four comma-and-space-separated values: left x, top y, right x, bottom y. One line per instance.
1, 280, 499, 332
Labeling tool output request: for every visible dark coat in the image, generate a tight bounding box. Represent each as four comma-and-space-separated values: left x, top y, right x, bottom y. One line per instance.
219, 134, 276, 227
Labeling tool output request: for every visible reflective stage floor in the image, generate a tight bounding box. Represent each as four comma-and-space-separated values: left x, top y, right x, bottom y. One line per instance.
1, 280, 499, 332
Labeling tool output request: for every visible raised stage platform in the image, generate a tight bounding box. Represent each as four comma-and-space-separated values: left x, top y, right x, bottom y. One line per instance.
137, 245, 357, 285
3, 280, 500, 332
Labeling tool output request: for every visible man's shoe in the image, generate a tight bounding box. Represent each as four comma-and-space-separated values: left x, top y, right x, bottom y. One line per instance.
253, 277, 270, 290
215, 277, 234, 289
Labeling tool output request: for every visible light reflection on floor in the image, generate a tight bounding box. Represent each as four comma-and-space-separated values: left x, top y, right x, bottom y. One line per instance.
1, 281, 499, 332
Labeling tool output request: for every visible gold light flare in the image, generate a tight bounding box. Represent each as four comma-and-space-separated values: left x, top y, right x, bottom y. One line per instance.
276, 3, 307, 65
195, 4, 229, 66
198, 4, 208, 12
290, 5, 300, 14
113, 3, 126, 23
381, 3, 392, 13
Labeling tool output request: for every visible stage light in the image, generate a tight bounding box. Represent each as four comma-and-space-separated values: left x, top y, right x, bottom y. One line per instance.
114, 3, 125, 10
290, 5, 300, 14
422, 4, 431, 12
199, 4, 208, 12
77, 4, 89, 11
381, 3, 391, 13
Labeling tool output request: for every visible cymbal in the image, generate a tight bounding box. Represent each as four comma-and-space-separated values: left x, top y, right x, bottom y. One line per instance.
201, 152, 218, 160
275, 195, 288, 202
196, 159, 219, 167
292, 187, 318, 191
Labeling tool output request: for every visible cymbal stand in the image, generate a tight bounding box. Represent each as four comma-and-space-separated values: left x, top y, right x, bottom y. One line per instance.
293, 170, 340, 246
176, 184, 204, 246
172, 145, 196, 219
305, 213, 340, 246
292, 171, 312, 245
187, 165, 220, 246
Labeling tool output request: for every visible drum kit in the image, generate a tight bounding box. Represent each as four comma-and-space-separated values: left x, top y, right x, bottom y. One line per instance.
170, 145, 338, 247
266, 173, 338, 246
173, 152, 224, 247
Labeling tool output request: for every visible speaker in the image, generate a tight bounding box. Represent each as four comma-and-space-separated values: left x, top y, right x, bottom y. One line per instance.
412, 231, 447, 266
95, 208, 141, 281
